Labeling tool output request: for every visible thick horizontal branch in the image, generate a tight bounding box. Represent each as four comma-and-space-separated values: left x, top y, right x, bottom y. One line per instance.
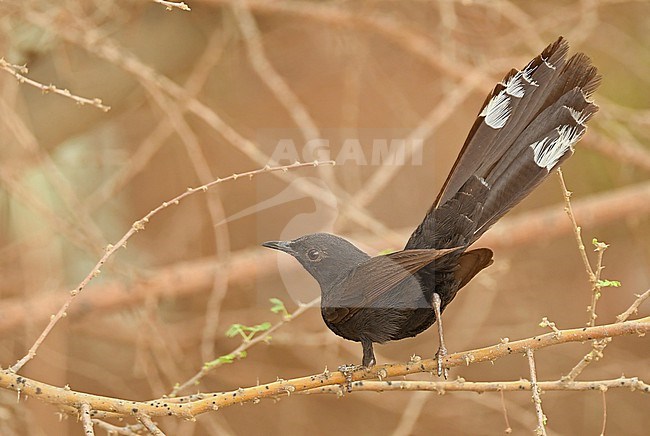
1, 317, 647, 418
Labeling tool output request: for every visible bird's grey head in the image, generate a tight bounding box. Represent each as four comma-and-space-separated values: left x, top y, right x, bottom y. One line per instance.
262, 233, 370, 288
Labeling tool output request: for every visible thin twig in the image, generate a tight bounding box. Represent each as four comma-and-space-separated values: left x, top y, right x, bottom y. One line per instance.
526, 349, 547, 436
92, 420, 144, 435
557, 169, 613, 382
0, 58, 110, 111
9, 161, 333, 373
79, 403, 94, 436
169, 297, 320, 396
558, 169, 611, 325
499, 389, 513, 434
136, 414, 166, 436
616, 289, 650, 322
564, 287, 650, 381
589, 241, 607, 326
600, 389, 607, 436
557, 169, 596, 283
563, 339, 609, 382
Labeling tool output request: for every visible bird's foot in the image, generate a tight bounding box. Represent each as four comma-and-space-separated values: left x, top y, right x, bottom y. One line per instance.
434, 345, 449, 379
337, 364, 365, 393
337, 363, 364, 373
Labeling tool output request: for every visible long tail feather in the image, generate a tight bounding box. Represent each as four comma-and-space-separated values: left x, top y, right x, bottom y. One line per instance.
406, 36, 600, 250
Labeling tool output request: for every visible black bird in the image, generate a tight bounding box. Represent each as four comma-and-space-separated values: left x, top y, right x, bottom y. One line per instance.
263, 37, 600, 376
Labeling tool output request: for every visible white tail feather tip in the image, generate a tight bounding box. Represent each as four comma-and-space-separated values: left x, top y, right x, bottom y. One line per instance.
480, 90, 511, 129
522, 63, 540, 86
566, 106, 592, 125
530, 125, 583, 170
503, 71, 526, 98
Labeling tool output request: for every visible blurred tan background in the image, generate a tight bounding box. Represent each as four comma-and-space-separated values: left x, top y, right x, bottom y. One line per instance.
1, 0, 649, 435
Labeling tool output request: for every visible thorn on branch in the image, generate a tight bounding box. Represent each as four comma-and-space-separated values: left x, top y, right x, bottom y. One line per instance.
153, 0, 191, 11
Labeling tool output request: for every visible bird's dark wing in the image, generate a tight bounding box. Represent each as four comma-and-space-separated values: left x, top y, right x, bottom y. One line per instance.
455, 248, 493, 289
322, 248, 460, 325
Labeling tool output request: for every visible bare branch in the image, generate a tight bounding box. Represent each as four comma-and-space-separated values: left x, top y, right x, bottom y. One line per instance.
137, 414, 166, 436
617, 289, 650, 323
2, 317, 648, 418
600, 390, 607, 436
79, 403, 94, 436
309, 376, 650, 395
557, 169, 616, 382
0, 58, 110, 111
564, 287, 650, 381
526, 349, 547, 436
557, 169, 596, 284
499, 389, 513, 434
92, 420, 144, 435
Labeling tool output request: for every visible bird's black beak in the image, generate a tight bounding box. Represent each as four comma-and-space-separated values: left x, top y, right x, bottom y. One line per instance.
262, 240, 295, 255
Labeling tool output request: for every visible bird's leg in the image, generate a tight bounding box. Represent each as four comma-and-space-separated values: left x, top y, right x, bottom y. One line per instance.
432, 293, 449, 379
361, 340, 376, 368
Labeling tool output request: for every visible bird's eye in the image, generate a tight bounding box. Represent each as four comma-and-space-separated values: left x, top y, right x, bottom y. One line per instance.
306, 248, 322, 261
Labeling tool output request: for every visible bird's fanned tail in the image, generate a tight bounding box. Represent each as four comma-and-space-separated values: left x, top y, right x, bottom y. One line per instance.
406, 36, 601, 252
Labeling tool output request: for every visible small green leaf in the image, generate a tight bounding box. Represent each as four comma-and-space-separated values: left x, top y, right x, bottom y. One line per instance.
597, 279, 621, 288
203, 351, 248, 369
204, 354, 235, 368
270, 297, 291, 319
225, 323, 244, 338
378, 248, 396, 255
270, 297, 285, 313
250, 322, 272, 333
592, 238, 609, 251
226, 322, 271, 341
217, 354, 236, 364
